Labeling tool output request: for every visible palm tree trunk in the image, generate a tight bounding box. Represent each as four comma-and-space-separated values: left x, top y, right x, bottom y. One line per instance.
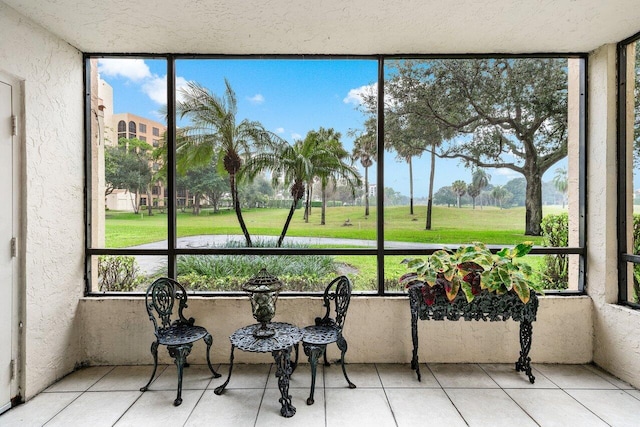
304, 185, 310, 222
409, 157, 414, 215
364, 166, 370, 217
147, 187, 153, 216
425, 148, 436, 230
321, 184, 327, 225
278, 197, 301, 247
230, 173, 252, 247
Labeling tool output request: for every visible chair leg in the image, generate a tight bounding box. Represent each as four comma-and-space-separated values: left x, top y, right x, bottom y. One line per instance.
168, 344, 192, 406
140, 341, 159, 392
337, 336, 356, 389
303, 343, 324, 405
291, 342, 300, 373
203, 334, 221, 378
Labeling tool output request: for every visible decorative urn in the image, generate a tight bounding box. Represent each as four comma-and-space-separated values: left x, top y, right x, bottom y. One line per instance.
242, 268, 283, 338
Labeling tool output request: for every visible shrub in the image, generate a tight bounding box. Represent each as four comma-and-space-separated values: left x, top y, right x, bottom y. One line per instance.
97, 255, 145, 292
176, 239, 339, 292
632, 215, 640, 302
540, 213, 568, 289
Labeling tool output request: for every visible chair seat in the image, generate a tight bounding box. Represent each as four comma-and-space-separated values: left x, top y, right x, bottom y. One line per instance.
302, 325, 339, 345
158, 324, 208, 346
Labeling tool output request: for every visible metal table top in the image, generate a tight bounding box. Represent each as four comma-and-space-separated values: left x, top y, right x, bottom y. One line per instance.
230, 322, 302, 353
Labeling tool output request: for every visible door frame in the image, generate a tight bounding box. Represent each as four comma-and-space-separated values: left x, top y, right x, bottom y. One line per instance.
0, 70, 24, 412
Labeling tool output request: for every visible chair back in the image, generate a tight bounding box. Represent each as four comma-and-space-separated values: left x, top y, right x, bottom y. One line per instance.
316, 276, 352, 331
144, 277, 191, 333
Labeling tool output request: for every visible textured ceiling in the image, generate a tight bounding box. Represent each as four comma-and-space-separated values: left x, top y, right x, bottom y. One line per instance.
2, 0, 640, 54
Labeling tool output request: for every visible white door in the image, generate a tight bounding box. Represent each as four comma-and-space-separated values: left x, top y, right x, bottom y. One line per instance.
0, 78, 15, 414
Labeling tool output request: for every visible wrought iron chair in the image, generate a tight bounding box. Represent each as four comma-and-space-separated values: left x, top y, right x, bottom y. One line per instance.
140, 277, 221, 406
301, 276, 356, 405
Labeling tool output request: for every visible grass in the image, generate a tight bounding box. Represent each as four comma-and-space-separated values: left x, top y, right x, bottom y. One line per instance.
105, 204, 558, 248
103, 204, 567, 291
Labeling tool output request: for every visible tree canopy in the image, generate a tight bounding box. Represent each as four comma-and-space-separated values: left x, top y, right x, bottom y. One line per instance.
384, 58, 569, 235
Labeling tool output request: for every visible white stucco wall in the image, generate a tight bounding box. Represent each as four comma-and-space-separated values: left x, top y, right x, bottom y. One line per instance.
4, 0, 640, 399
78, 296, 593, 367
0, 4, 84, 399
588, 44, 640, 387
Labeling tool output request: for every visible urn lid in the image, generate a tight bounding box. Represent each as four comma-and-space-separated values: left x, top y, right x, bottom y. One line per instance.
242, 268, 283, 293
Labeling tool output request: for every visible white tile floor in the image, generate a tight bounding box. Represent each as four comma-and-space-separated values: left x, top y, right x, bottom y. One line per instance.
1, 363, 639, 426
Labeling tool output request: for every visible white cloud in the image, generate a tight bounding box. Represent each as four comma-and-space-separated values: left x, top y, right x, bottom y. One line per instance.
248, 94, 265, 105
98, 58, 151, 82
99, 58, 191, 106
291, 132, 302, 140
142, 75, 190, 105
344, 82, 377, 106
275, 127, 285, 134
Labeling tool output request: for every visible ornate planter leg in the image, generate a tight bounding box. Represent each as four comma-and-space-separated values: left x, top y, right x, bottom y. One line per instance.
515, 320, 535, 383
273, 346, 296, 417
168, 344, 193, 406
214, 345, 236, 395
408, 286, 422, 381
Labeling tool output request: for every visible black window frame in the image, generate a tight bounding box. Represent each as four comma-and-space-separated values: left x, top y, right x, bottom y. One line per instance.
617, 32, 640, 309
84, 53, 588, 297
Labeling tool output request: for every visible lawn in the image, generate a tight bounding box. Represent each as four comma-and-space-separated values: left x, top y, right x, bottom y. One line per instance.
101, 204, 565, 291
105, 204, 556, 248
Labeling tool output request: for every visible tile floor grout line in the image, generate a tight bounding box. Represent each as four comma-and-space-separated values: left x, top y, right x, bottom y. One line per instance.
110, 388, 145, 427
180, 366, 218, 427
622, 388, 640, 401
182, 388, 208, 427
476, 363, 504, 389
375, 363, 400, 427
529, 364, 561, 389
253, 364, 272, 427
40, 366, 120, 426
582, 363, 631, 389
39, 391, 86, 427
427, 363, 470, 427
482, 364, 543, 427
558, 386, 613, 426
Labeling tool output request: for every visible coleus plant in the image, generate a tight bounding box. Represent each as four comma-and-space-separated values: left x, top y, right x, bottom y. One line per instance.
399, 242, 545, 304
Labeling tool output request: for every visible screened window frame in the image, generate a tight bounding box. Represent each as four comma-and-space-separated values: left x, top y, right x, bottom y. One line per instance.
617, 33, 640, 309
84, 53, 588, 297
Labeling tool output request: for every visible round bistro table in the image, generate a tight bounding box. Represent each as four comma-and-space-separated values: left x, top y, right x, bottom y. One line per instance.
214, 322, 302, 417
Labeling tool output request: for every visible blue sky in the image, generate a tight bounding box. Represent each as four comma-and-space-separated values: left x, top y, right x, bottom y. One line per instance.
98, 58, 561, 198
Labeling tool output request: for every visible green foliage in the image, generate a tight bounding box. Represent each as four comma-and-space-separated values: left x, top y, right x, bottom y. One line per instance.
105, 138, 154, 214
176, 240, 338, 292
400, 242, 543, 304
540, 213, 569, 289
633, 214, 640, 302
97, 255, 146, 292
385, 58, 568, 235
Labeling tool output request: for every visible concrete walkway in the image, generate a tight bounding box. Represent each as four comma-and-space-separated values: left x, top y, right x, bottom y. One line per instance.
128, 235, 440, 275
130, 234, 442, 250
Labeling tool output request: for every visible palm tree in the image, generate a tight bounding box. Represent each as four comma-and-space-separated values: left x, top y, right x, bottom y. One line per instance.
351, 121, 377, 217
307, 128, 361, 225
451, 180, 467, 208
471, 168, 491, 209
467, 182, 481, 209
246, 138, 338, 247
491, 185, 510, 209
176, 80, 283, 247
553, 167, 568, 208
